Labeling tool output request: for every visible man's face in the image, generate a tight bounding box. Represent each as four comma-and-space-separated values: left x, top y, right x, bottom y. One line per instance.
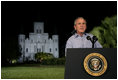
74, 18, 87, 33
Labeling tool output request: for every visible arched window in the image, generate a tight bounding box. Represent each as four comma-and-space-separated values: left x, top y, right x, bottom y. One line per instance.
37, 29, 39, 33
55, 48, 57, 51
26, 48, 28, 52
50, 48, 51, 52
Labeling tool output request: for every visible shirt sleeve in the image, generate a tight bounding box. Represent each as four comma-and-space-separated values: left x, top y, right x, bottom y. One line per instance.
65, 39, 73, 56
66, 39, 73, 48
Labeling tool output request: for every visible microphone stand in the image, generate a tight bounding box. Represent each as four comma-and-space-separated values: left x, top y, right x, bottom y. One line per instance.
86, 36, 98, 48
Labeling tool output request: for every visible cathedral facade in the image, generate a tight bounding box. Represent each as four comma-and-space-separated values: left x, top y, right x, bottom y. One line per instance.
18, 22, 59, 62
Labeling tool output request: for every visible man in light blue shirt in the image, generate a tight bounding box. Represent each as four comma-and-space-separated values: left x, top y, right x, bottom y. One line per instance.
65, 17, 102, 55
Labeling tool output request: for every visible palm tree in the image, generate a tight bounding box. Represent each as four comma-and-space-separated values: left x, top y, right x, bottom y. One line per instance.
90, 15, 117, 48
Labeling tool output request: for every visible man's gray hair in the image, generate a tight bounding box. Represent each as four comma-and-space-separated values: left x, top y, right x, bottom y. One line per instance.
74, 17, 87, 25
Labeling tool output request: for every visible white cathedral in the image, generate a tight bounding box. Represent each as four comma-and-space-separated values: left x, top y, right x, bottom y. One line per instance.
18, 22, 59, 62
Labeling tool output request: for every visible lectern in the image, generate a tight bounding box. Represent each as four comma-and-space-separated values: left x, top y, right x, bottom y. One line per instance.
64, 48, 117, 79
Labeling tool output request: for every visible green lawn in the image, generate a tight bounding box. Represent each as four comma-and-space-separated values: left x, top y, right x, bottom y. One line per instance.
1, 65, 65, 79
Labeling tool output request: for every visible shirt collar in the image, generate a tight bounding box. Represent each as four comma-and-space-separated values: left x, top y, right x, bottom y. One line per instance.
74, 33, 87, 38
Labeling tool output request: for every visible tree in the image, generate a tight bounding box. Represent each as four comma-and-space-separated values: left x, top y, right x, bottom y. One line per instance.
90, 15, 117, 48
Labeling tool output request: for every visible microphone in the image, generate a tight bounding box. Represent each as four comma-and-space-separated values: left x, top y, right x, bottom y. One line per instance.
87, 36, 91, 40
92, 36, 98, 43
86, 36, 92, 42
86, 36, 98, 48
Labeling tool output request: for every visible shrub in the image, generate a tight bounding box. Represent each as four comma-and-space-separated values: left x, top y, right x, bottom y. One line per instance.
35, 52, 65, 65
41, 58, 65, 65
35, 52, 54, 60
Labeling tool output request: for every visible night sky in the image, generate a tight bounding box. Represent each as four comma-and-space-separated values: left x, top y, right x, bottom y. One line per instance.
2, 1, 117, 57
